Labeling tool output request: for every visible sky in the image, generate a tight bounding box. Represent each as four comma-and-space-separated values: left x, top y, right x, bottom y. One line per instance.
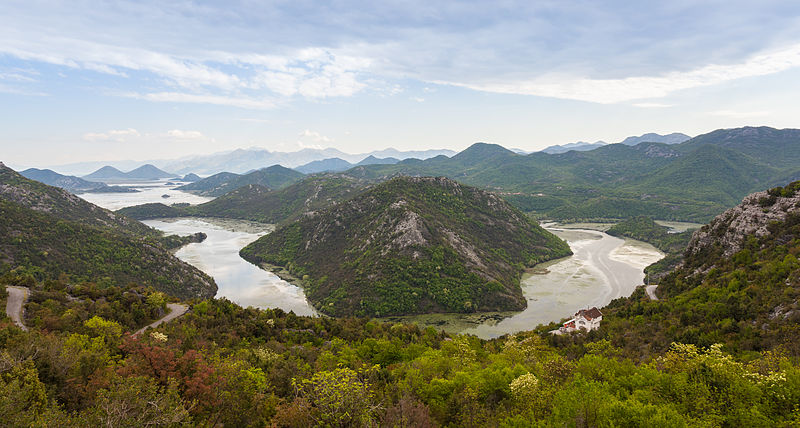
2, 0, 800, 167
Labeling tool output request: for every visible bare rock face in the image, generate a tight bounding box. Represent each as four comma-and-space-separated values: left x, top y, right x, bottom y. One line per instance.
687, 185, 800, 260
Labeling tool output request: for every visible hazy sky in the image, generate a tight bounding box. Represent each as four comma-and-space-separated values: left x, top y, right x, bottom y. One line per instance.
2, 1, 800, 166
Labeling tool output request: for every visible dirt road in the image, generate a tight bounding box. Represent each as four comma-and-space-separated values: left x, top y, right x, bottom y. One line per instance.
133, 303, 188, 336
5, 286, 30, 331
646, 284, 659, 300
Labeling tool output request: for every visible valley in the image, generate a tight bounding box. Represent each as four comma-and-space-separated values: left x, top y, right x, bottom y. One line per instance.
77, 179, 660, 336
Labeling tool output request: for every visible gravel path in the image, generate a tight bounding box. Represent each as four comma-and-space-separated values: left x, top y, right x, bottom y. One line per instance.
5, 286, 30, 331
133, 303, 188, 336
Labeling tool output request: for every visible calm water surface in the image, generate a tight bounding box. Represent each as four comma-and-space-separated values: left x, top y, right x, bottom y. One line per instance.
143, 217, 317, 316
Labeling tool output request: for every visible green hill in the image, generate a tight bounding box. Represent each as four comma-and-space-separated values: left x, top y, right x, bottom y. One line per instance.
177, 165, 304, 196
632, 144, 777, 206
677, 126, 800, 169
186, 175, 369, 225
116, 202, 188, 220
240, 176, 571, 317
0, 163, 216, 299
119, 174, 371, 225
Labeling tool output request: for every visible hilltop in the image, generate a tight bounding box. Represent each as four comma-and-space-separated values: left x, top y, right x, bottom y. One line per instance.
84, 164, 174, 181
240, 176, 571, 316
119, 174, 371, 225
176, 164, 304, 197
0, 162, 216, 299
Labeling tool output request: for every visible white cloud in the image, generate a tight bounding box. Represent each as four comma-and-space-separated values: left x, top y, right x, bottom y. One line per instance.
0, 32, 371, 104
298, 129, 333, 143
165, 129, 206, 140
82, 128, 140, 142
435, 43, 800, 103
125, 92, 276, 109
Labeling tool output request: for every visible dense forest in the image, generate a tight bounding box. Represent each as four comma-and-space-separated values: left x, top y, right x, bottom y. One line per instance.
2, 282, 799, 426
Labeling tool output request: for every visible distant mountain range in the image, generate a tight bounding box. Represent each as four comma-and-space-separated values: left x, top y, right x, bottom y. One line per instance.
40, 134, 697, 176
541, 132, 691, 154
540, 141, 607, 154
341, 127, 800, 222
159, 148, 453, 175
84, 164, 175, 181
20, 168, 137, 193
41, 147, 456, 176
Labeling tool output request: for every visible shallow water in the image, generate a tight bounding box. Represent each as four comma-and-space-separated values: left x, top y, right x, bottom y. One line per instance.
383, 228, 663, 339
143, 218, 317, 316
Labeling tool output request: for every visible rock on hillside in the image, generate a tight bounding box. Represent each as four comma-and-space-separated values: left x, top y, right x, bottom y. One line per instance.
241, 176, 571, 317
686, 181, 800, 268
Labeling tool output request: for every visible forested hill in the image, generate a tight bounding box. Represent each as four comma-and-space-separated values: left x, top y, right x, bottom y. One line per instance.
176, 164, 304, 196
0, 162, 216, 299
342, 127, 800, 222
240, 176, 571, 317
118, 174, 371, 225
563, 181, 800, 358
183, 175, 369, 225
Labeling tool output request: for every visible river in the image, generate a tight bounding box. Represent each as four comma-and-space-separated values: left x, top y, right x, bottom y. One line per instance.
79, 181, 666, 338
142, 217, 317, 316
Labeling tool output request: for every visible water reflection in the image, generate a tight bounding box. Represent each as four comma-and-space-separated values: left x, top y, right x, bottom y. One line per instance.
143, 217, 318, 316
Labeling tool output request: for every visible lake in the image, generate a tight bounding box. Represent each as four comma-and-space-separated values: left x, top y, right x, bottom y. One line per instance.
80, 181, 663, 338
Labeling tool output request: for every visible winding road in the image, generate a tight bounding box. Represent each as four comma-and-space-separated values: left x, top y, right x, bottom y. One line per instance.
133, 303, 189, 336
646, 284, 659, 300
5, 286, 30, 331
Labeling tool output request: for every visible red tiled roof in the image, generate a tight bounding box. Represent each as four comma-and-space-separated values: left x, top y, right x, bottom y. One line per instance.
576, 307, 603, 320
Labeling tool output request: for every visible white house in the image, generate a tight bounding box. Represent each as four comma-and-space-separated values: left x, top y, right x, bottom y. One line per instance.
560, 307, 603, 333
